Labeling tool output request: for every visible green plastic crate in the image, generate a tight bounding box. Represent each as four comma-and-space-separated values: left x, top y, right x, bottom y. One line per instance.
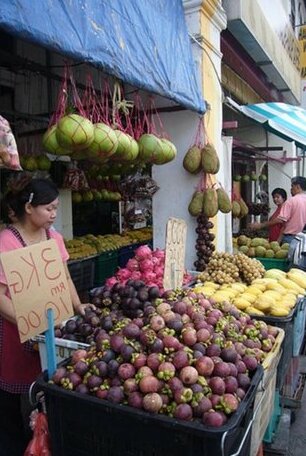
256, 257, 289, 271
94, 250, 118, 286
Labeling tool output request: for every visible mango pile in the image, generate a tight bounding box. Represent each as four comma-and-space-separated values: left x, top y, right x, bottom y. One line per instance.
65, 239, 98, 260
194, 268, 306, 317
65, 228, 153, 259
233, 236, 289, 259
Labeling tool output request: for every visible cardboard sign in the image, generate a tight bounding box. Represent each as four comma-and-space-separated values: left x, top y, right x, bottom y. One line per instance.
1, 239, 73, 342
163, 218, 187, 291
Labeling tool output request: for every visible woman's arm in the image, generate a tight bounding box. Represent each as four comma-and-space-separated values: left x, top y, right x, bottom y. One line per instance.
277, 226, 285, 244
249, 217, 284, 231
0, 283, 17, 324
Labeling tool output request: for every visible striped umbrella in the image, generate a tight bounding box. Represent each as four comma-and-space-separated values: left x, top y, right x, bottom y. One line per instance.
227, 99, 306, 149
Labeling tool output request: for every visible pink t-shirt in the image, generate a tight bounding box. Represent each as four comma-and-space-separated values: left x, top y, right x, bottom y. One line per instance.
0, 227, 69, 285
278, 193, 306, 234
0, 227, 69, 393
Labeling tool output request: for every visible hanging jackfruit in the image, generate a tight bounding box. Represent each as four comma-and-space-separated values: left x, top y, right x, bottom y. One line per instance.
202, 188, 218, 218
239, 198, 249, 218
201, 143, 220, 174
232, 201, 241, 218
183, 146, 202, 174
188, 191, 204, 217
217, 188, 232, 213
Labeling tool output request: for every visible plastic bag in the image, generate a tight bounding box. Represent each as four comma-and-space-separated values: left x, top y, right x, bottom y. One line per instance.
0, 115, 22, 170
24, 412, 51, 456
63, 163, 89, 190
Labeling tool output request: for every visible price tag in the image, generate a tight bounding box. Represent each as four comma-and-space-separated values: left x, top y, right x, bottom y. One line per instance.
163, 218, 187, 291
1, 239, 73, 342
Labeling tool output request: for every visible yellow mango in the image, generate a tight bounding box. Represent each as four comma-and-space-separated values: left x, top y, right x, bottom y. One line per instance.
245, 286, 263, 297
253, 299, 272, 311
249, 282, 267, 292
269, 305, 290, 317
265, 283, 286, 293
204, 282, 220, 290
246, 306, 265, 316
264, 269, 287, 280
231, 283, 247, 293
239, 293, 257, 304
233, 298, 251, 310
288, 268, 306, 277
262, 290, 282, 301
279, 278, 304, 294
193, 287, 215, 296
279, 300, 294, 309
287, 271, 306, 289
213, 293, 232, 303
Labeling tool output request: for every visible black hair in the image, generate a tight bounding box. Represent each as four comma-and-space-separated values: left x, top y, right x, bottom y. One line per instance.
291, 176, 306, 191
3, 174, 59, 220
271, 188, 287, 201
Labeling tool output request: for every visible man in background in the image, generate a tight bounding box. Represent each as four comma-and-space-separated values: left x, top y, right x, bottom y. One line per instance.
277, 176, 306, 244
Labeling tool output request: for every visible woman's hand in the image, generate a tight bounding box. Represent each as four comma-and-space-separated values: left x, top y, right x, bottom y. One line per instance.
74, 303, 96, 316
248, 222, 262, 230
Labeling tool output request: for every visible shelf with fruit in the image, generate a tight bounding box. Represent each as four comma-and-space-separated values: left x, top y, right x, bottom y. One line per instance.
64, 228, 153, 258
64, 239, 98, 260
233, 236, 289, 259
233, 173, 267, 183
193, 268, 306, 318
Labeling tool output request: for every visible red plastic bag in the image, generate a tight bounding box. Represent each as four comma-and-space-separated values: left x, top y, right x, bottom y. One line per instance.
24, 412, 51, 456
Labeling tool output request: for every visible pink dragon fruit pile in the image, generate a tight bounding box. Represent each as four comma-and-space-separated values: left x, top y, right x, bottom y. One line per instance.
105, 245, 193, 292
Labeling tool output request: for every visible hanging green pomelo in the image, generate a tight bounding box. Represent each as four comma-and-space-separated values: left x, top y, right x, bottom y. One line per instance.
88, 123, 118, 159
43, 125, 71, 155
113, 130, 139, 161
138, 133, 163, 162
126, 137, 139, 161
153, 138, 177, 165
56, 114, 94, 151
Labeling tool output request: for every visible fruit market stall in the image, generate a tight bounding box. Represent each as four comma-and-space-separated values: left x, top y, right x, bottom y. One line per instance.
30, 237, 304, 456
63, 228, 153, 294
190, 253, 306, 449
34, 284, 276, 456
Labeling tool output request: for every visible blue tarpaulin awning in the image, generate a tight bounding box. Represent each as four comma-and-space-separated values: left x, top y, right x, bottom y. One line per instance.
226, 98, 306, 150
0, 0, 205, 114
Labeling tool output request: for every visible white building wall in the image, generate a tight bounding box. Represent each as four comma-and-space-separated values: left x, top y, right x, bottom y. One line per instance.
152, 111, 200, 270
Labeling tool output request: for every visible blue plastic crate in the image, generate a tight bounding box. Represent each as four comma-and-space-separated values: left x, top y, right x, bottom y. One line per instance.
118, 244, 135, 268
252, 310, 295, 390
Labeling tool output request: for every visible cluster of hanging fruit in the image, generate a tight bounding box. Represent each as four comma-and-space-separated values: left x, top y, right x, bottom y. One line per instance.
183, 143, 231, 218
42, 114, 177, 166
194, 214, 215, 271
232, 198, 249, 219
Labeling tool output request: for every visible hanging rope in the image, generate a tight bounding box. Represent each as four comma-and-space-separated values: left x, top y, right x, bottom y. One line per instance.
111, 81, 134, 128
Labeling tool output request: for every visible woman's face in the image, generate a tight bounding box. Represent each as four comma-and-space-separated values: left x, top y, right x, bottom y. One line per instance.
28, 198, 59, 229
273, 193, 285, 206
